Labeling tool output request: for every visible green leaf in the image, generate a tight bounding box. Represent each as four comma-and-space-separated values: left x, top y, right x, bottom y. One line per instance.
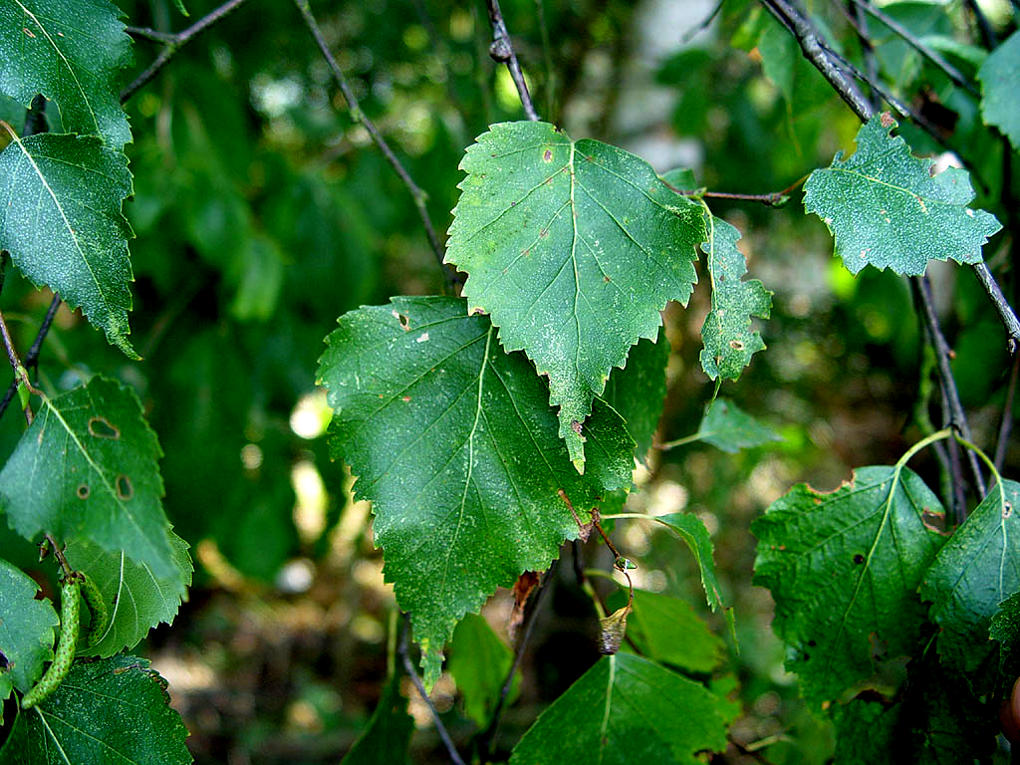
448, 613, 518, 726
0, 558, 58, 696
978, 30, 1020, 151
446, 121, 705, 469
922, 479, 1020, 672
752, 465, 947, 705
0, 133, 136, 355
509, 653, 728, 765
63, 530, 192, 658
803, 115, 1001, 276
317, 296, 633, 686
602, 329, 669, 463
990, 591, 1020, 678
0, 0, 132, 148
341, 671, 413, 765
656, 513, 729, 618
697, 398, 782, 453
0, 376, 177, 579
623, 590, 724, 673
699, 213, 771, 381
0, 655, 191, 765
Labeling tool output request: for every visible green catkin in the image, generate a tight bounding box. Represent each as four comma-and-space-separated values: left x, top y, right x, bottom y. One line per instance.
22, 577, 81, 709
79, 572, 109, 650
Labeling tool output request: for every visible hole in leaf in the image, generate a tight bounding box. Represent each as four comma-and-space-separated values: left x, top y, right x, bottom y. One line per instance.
77, 484, 90, 500
1005, 501, 1013, 519
853, 553, 865, 565
391, 310, 411, 331
729, 339, 745, 351
116, 475, 134, 501
88, 417, 120, 439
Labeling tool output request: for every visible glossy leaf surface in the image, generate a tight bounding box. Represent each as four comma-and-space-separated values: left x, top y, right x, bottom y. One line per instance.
318, 297, 633, 685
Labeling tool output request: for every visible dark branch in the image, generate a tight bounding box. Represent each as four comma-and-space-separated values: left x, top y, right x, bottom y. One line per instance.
397, 615, 466, 765
292, 0, 459, 291
0, 306, 33, 425
963, 0, 997, 49
120, 0, 249, 103
995, 354, 1019, 473
843, 0, 881, 111
682, 0, 727, 44
485, 0, 540, 121
476, 561, 557, 762
917, 276, 986, 501
973, 262, 1020, 354
848, 0, 978, 95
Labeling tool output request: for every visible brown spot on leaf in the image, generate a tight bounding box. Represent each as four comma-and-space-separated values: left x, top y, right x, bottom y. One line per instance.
77, 484, 90, 500
571, 420, 583, 436
23, 28, 35, 38
543, 149, 552, 162
88, 417, 119, 439
116, 475, 133, 500
539, 228, 548, 238
402, 396, 411, 402
729, 339, 746, 351
880, 111, 895, 128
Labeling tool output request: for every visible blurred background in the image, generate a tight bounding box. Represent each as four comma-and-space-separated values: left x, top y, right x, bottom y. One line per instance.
0, 0, 1017, 761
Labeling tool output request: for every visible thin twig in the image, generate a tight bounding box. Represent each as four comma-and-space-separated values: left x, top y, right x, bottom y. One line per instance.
848, 0, 978, 95
963, 0, 997, 50
485, 0, 540, 121
397, 615, 466, 765
973, 262, 1020, 354
843, 0, 883, 111
477, 561, 558, 762
0, 307, 33, 425
994, 354, 1019, 473
682, 0, 727, 44
120, 0, 249, 103
292, 0, 459, 291
918, 276, 986, 499
0, 295, 60, 422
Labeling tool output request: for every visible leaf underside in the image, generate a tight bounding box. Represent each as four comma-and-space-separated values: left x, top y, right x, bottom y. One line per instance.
317, 296, 633, 686
803, 115, 1001, 276
64, 530, 192, 658
753, 465, 947, 704
0, 133, 136, 355
446, 121, 705, 469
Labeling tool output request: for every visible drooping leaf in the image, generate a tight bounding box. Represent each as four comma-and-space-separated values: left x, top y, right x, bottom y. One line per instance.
601, 329, 669, 463
509, 653, 728, 765
0, 133, 136, 355
978, 30, 1020, 151
655, 513, 728, 617
448, 613, 518, 726
752, 465, 947, 704
317, 297, 633, 686
990, 591, 1020, 678
446, 121, 705, 469
699, 213, 771, 381
621, 590, 724, 673
0, 376, 177, 579
922, 479, 1020, 672
0, 0, 132, 148
803, 115, 1001, 276
63, 530, 192, 658
0, 558, 58, 698
697, 398, 782, 453
0, 655, 191, 765
341, 671, 413, 765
